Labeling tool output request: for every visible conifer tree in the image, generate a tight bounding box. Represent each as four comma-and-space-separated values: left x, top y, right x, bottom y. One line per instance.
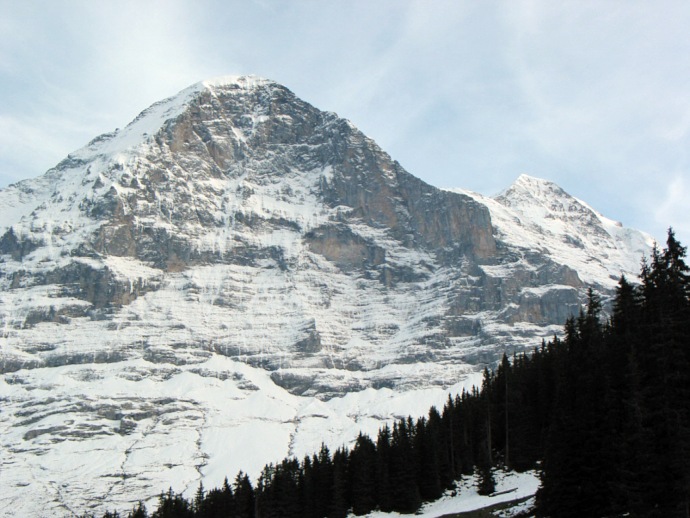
93, 231, 690, 518
375, 425, 394, 512
414, 415, 442, 501
350, 433, 377, 515
151, 488, 193, 518
300, 456, 319, 518
428, 406, 453, 490
476, 462, 495, 496
129, 502, 148, 518
233, 472, 255, 518
312, 444, 334, 518
193, 482, 205, 517
389, 419, 421, 513
635, 230, 690, 516
330, 447, 350, 518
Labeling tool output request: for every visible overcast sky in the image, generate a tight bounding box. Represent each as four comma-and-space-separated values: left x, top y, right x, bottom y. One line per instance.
1, 0, 689, 244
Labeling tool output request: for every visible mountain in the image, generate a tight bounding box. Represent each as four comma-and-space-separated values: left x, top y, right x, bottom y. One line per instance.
449, 174, 651, 287
0, 76, 653, 516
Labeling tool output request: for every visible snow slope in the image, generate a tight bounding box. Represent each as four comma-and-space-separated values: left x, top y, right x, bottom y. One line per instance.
448, 174, 654, 289
0, 357, 484, 516
354, 470, 539, 518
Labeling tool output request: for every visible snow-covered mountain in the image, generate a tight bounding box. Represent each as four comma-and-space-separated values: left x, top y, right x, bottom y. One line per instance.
0, 76, 653, 516
449, 175, 652, 288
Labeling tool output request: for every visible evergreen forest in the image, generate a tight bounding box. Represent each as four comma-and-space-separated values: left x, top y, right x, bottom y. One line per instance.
85, 229, 690, 518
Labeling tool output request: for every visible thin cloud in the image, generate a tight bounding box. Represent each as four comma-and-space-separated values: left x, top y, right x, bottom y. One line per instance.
655, 175, 690, 243
0, 1, 688, 245
0, 114, 93, 182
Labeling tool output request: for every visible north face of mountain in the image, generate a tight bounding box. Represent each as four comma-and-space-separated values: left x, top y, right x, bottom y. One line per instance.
0, 76, 653, 392
0, 76, 502, 390
0, 76, 654, 516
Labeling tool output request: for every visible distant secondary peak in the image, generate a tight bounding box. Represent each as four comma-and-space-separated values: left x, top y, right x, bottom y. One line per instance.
513, 174, 557, 189
499, 174, 568, 201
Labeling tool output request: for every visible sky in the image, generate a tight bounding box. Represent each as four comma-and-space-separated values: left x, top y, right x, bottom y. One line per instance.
1, 0, 689, 244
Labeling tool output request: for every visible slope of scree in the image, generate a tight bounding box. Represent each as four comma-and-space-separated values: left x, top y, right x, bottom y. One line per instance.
0, 75, 653, 516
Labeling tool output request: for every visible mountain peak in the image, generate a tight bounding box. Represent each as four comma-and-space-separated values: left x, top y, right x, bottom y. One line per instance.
200, 74, 275, 90
515, 173, 548, 184
60, 76, 286, 170
488, 175, 654, 286
504, 174, 565, 199
497, 173, 609, 230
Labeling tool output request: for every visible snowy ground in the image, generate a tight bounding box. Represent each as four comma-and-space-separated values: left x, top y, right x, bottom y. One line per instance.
0, 356, 487, 517
351, 470, 539, 518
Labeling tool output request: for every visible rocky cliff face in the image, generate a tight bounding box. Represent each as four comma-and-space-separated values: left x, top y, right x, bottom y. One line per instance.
0, 76, 653, 516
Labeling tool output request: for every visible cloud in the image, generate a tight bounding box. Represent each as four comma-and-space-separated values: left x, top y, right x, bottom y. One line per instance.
0, 0, 689, 244
486, 1, 690, 236
654, 175, 690, 245
0, 113, 97, 183
0, 0, 226, 181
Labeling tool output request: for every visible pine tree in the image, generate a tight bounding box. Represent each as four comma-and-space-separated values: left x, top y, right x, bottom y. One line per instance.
350, 433, 377, 515
128, 502, 148, 518
193, 482, 206, 517
389, 419, 421, 513
262, 458, 301, 518
476, 463, 495, 496
151, 488, 193, 518
428, 405, 453, 490
329, 448, 350, 518
633, 229, 690, 516
89, 231, 690, 518
537, 291, 616, 517
202, 479, 234, 518
535, 231, 690, 517
233, 472, 255, 518
300, 456, 319, 518
312, 444, 334, 518
415, 414, 442, 501
375, 425, 394, 512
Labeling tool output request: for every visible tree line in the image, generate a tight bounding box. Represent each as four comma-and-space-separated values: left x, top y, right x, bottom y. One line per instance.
86, 229, 690, 518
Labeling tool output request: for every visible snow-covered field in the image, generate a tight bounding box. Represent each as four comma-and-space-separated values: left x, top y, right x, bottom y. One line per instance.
354, 470, 539, 518
0, 356, 486, 516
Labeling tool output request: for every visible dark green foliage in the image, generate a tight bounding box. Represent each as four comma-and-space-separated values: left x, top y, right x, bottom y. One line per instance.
152, 488, 194, 518
330, 447, 350, 518
233, 472, 254, 518
389, 418, 422, 513
476, 464, 496, 496
349, 433, 377, 515
256, 458, 302, 518
129, 502, 148, 518
311, 444, 334, 518
415, 409, 443, 501
300, 456, 318, 518
375, 425, 394, 512
535, 229, 690, 517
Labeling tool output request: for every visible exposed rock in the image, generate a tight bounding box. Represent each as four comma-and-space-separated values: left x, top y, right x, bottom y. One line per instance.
304, 225, 385, 273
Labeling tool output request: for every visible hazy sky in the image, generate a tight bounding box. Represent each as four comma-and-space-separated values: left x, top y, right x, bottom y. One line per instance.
1, 1, 689, 244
